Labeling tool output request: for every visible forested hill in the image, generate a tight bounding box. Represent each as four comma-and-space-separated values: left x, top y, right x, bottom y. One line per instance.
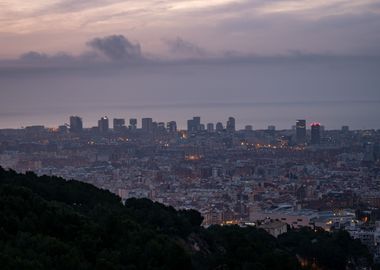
0, 167, 374, 270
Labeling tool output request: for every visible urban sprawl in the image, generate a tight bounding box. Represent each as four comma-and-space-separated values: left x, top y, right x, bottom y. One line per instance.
1, 115, 380, 262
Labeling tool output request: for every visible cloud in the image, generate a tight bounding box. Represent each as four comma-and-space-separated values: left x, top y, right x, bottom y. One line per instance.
19, 51, 75, 63
12, 50, 102, 69
3, 34, 145, 69
1, 0, 380, 58
0, 33, 380, 76
164, 37, 207, 58
86, 35, 144, 62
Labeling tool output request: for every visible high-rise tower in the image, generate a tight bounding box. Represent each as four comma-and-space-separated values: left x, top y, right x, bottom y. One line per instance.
98, 117, 109, 133
296, 119, 306, 144
69, 116, 83, 133
310, 122, 321, 145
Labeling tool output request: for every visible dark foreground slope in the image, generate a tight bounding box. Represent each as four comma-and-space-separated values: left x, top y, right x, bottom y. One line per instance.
0, 167, 374, 270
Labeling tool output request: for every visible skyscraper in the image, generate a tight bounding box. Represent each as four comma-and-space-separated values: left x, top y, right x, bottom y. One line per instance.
142, 118, 153, 133
69, 116, 83, 133
296, 119, 306, 144
216, 122, 224, 132
158, 122, 166, 132
226, 117, 235, 132
207, 123, 214, 133
245, 125, 253, 131
310, 122, 321, 145
341, 126, 350, 133
129, 118, 137, 130
187, 116, 201, 132
187, 119, 195, 132
193, 117, 201, 130
267, 125, 276, 137
98, 117, 109, 133
167, 121, 177, 133
113, 118, 125, 132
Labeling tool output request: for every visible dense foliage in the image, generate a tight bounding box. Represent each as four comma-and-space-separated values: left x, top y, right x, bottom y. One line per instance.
0, 167, 374, 270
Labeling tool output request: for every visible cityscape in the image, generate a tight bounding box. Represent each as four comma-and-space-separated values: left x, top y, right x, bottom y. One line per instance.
2, 0, 380, 269
1, 114, 380, 262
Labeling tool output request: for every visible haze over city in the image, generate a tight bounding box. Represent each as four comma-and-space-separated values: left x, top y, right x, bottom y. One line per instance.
1, 0, 380, 129
3, 2, 380, 269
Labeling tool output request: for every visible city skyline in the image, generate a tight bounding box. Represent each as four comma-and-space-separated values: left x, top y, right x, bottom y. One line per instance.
0, 114, 361, 132
2, 1, 380, 267
1, 1, 380, 131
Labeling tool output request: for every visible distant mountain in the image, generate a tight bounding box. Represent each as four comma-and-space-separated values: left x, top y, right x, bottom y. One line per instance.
0, 167, 374, 270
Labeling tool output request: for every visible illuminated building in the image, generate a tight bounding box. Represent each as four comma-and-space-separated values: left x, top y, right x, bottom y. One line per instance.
296, 119, 306, 144
98, 117, 109, 133
310, 122, 321, 145
258, 221, 287, 238
69, 116, 83, 133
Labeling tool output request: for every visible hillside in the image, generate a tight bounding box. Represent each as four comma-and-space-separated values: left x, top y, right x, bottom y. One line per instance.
0, 167, 374, 270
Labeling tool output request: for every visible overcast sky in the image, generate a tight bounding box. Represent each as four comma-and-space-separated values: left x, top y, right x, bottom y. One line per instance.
1, 0, 380, 129
1, 0, 380, 58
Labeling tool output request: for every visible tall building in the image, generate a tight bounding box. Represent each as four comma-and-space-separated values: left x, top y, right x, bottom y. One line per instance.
158, 122, 166, 132
245, 125, 253, 131
142, 118, 153, 133
129, 118, 137, 130
216, 122, 224, 132
296, 119, 306, 144
310, 122, 321, 145
187, 119, 194, 132
267, 125, 276, 137
342, 126, 350, 133
363, 142, 375, 163
268, 125, 276, 131
98, 117, 109, 133
193, 117, 201, 129
113, 118, 125, 132
187, 116, 201, 132
58, 125, 68, 133
226, 117, 236, 132
69, 116, 83, 133
167, 121, 177, 133
207, 123, 214, 133
151, 121, 158, 133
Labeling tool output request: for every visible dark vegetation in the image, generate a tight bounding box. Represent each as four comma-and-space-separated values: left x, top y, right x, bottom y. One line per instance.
0, 167, 374, 269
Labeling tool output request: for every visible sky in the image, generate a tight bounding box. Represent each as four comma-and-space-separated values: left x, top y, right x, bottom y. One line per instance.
1, 0, 380, 129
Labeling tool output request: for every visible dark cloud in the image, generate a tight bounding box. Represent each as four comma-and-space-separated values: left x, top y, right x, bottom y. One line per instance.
164, 37, 206, 58
19, 51, 49, 62
19, 51, 78, 64
86, 35, 143, 62
1, 33, 380, 75
0, 35, 145, 70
